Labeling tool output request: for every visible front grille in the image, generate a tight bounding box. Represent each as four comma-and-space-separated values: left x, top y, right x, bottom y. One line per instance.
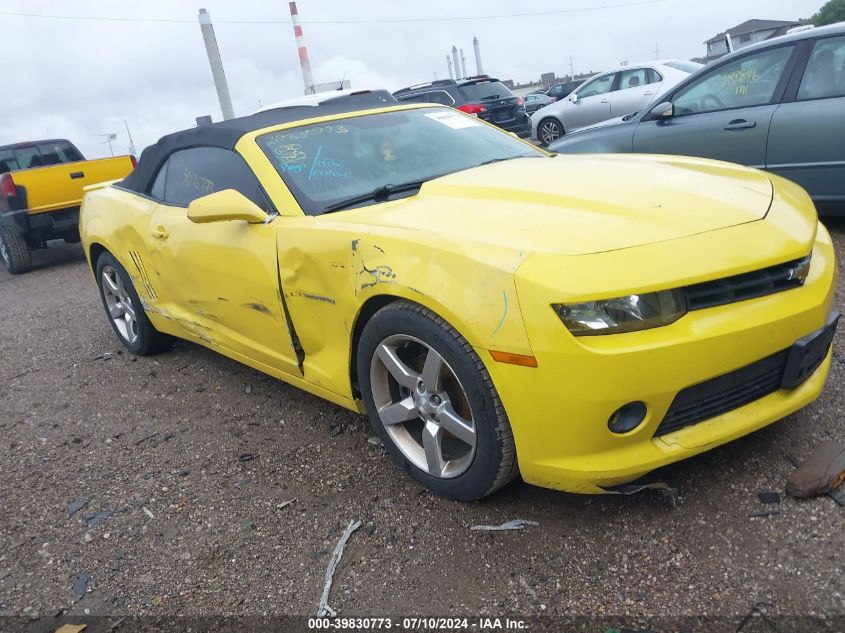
683, 257, 808, 311
655, 349, 789, 436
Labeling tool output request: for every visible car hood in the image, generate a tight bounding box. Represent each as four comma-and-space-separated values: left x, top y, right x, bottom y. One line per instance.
330, 155, 774, 256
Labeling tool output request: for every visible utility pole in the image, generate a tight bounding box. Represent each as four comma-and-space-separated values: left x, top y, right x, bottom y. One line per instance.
459, 49, 467, 79
124, 120, 137, 156
99, 133, 116, 157
446, 55, 454, 80
653, 42, 660, 59
569, 56, 575, 79
452, 46, 461, 80
198, 8, 235, 120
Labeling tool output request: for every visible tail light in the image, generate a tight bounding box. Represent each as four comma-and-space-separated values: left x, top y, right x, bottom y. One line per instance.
0, 173, 16, 199
130, 155, 138, 168
457, 103, 487, 116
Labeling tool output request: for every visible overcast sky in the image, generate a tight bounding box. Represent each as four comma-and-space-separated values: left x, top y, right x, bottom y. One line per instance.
0, 0, 825, 158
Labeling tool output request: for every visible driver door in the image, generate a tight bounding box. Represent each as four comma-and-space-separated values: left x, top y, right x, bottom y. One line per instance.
633, 45, 798, 168
143, 147, 301, 375
566, 72, 617, 131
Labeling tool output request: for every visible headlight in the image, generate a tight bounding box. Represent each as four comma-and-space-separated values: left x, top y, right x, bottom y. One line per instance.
553, 290, 686, 336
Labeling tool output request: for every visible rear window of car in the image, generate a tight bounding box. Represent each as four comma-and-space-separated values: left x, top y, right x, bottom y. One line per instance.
0, 141, 83, 172
457, 81, 514, 102
665, 61, 705, 74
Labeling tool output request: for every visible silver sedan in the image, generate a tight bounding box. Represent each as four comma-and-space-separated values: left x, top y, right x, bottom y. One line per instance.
531, 60, 703, 145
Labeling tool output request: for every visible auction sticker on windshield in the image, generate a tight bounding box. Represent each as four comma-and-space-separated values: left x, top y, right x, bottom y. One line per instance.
425, 111, 483, 129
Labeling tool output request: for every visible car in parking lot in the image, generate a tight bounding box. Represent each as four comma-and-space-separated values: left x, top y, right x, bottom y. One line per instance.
523, 92, 554, 114
550, 22, 845, 216
544, 79, 583, 102
531, 60, 703, 145
80, 99, 836, 500
394, 76, 531, 137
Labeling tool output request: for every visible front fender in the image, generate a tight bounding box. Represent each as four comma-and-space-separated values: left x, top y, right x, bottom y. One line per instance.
277, 221, 534, 401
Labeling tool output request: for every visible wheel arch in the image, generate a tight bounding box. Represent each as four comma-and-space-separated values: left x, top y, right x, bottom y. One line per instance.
88, 242, 108, 272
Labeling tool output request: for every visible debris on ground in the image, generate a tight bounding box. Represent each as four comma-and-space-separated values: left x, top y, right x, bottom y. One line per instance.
316, 519, 362, 617
785, 441, 845, 498
80, 507, 128, 529
736, 601, 777, 631
66, 499, 90, 516
245, 384, 252, 394
757, 491, 781, 504
329, 424, 343, 437
141, 506, 154, 521
90, 352, 113, 361
470, 519, 538, 532
238, 452, 258, 462
519, 576, 538, 601
72, 572, 90, 600
55, 625, 87, 633
366, 436, 383, 447
108, 617, 126, 630
277, 499, 296, 510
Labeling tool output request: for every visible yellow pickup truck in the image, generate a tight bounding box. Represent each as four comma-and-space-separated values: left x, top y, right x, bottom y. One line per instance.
0, 139, 135, 274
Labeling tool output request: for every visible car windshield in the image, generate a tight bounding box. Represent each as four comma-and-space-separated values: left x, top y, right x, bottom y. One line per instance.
457, 81, 513, 102
256, 107, 543, 215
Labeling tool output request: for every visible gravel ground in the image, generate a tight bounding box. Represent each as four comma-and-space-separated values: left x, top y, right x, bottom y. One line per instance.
0, 221, 843, 623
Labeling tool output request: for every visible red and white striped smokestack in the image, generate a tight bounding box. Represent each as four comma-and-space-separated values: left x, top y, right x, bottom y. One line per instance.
289, 2, 316, 95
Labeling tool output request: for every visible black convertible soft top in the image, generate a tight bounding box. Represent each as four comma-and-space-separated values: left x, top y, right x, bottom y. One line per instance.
121, 97, 398, 195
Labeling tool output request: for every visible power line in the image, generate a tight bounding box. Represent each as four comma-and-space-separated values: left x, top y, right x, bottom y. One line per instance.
0, 1, 670, 26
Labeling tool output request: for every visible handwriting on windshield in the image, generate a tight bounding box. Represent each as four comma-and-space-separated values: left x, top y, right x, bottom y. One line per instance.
308, 145, 351, 180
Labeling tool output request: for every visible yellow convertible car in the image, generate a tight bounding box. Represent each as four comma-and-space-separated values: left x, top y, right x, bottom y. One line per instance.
80, 98, 838, 500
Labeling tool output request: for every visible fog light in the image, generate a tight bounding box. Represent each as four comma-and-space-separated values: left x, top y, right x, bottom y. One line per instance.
608, 401, 647, 434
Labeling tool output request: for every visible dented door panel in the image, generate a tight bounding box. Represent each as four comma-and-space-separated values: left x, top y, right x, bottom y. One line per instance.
145, 203, 300, 374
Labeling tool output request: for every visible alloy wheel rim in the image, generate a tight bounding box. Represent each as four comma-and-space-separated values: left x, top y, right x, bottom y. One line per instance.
541, 121, 561, 144
101, 266, 138, 344
370, 334, 477, 479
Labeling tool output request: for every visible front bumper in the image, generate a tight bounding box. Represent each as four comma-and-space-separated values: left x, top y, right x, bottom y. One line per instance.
484, 223, 837, 494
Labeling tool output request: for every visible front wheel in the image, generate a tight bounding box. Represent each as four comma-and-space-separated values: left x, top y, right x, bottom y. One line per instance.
357, 301, 518, 500
537, 117, 564, 146
95, 252, 173, 355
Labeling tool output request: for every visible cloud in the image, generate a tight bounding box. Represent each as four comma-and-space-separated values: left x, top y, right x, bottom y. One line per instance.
0, 0, 823, 158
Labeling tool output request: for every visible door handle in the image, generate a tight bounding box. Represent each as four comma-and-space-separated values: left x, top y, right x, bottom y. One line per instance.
70, 171, 85, 179
643, 91, 654, 96
600, 99, 610, 103
724, 119, 756, 130
151, 226, 169, 239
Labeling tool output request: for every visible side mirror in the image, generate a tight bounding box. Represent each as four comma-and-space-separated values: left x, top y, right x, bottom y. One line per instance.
187, 189, 267, 224
568, 92, 578, 104
652, 102, 674, 120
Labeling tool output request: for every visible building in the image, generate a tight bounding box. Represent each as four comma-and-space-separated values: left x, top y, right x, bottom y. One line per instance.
704, 19, 800, 62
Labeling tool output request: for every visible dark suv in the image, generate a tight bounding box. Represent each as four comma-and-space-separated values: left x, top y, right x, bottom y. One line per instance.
393, 76, 531, 137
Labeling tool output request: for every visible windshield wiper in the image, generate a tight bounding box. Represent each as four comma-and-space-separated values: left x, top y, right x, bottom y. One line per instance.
322, 180, 428, 214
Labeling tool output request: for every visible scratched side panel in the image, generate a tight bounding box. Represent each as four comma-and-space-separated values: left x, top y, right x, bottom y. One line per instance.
278, 218, 534, 401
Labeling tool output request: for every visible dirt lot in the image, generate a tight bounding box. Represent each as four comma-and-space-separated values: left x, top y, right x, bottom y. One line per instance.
1, 222, 844, 624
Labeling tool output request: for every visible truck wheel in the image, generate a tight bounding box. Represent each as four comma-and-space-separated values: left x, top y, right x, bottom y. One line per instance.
95, 251, 174, 355
0, 227, 33, 274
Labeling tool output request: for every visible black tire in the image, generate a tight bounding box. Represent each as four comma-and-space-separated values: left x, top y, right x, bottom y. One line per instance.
537, 117, 564, 146
0, 226, 33, 274
358, 300, 518, 500
95, 251, 174, 355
